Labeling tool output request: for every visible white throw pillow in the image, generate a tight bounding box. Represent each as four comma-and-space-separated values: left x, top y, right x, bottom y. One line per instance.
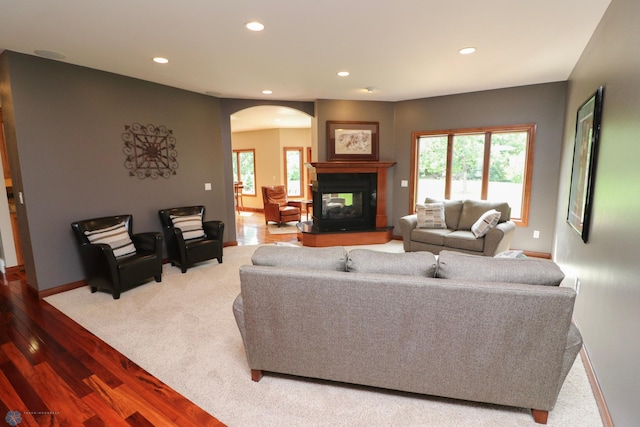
471, 209, 501, 238
84, 222, 137, 258
171, 213, 206, 240
415, 202, 447, 229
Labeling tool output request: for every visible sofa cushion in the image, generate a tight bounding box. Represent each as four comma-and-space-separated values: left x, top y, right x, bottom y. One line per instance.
411, 228, 452, 246
471, 209, 501, 238
437, 250, 565, 286
416, 203, 446, 229
425, 197, 463, 229
457, 200, 510, 230
170, 213, 206, 240
347, 249, 437, 277
251, 245, 348, 271
443, 230, 484, 252
84, 222, 136, 258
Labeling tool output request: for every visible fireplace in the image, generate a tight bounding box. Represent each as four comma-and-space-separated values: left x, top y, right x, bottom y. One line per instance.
299, 161, 395, 247
312, 173, 376, 231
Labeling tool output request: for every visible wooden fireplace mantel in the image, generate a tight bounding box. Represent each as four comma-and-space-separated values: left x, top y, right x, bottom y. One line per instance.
307, 161, 396, 174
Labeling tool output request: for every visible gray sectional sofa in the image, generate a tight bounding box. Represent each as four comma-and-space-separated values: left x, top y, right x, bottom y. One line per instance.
399, 198, 516, 256
233, 246, 583, 424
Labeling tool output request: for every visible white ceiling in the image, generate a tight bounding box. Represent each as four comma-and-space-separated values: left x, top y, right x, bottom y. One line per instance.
0, 0, 610, 131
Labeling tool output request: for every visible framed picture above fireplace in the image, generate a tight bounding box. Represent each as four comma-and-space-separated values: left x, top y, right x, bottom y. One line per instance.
327, 121, 379, 161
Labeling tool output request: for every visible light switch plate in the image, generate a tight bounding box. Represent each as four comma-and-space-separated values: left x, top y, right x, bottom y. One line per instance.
400, 180, 408, 187
204, 183, 212, 191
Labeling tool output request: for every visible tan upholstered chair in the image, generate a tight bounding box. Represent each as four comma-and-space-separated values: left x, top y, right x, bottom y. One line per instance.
261, 185, 302, 226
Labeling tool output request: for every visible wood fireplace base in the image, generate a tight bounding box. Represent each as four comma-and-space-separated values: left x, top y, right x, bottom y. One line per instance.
296, 221, 392, 247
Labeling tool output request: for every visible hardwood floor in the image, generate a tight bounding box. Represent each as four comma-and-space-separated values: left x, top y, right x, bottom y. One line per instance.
0, 212, 277, 427
235, 211, 302, 246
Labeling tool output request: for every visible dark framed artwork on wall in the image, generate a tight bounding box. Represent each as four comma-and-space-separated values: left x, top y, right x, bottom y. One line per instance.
327, 121, 379, 161
567, 86, 604, 243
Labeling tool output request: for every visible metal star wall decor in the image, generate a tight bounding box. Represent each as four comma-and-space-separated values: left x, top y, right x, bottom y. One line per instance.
122, 123, 179, 179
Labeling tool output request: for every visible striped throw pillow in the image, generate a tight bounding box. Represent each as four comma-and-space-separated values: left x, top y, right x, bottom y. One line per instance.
170, 214, 205, 240
471, 209, 501, 238
415, 202, 447, 229
84, 222, 137, 258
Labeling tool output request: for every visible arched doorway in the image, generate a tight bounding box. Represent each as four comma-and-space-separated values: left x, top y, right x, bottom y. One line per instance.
230, 105, 314, 212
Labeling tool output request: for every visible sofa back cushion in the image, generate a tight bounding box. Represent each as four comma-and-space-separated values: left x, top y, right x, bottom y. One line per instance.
457, 200, 511, 230
425, 197, 463, 229
437, 250, 565, 286
251, 245, 348, 271
347, 249, 437, 277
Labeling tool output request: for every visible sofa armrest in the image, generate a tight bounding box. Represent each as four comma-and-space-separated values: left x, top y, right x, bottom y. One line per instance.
399, 214, 419, 251
203, 220, 224, 240
483, 221, 516, 256
263, 202, 281, 219
131, 231, 163, 255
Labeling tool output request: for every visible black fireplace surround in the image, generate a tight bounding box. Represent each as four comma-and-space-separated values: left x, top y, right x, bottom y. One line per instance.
312, 173, 377, 232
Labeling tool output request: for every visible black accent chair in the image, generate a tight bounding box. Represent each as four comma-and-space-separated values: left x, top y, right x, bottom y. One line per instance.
71, 215, 163, 299
158, 206, 224, 273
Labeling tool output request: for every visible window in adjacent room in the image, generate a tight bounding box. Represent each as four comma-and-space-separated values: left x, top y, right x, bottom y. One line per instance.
410, 124, 535, 225
284, 147, 303, 197
232, 149, 256, 195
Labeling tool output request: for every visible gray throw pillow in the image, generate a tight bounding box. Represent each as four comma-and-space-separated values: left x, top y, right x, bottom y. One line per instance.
436, 250, 565, 286
251, 245, 348, 271
347, 249, 437, 277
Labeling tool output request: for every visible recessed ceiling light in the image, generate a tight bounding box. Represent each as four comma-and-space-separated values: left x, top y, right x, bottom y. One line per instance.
337, 71, 350, 77
153, 57, 169, 64
34, 50, 66, 60
262, 90, 273, 95
459, 47, 476, 55
245, 21, 265, 31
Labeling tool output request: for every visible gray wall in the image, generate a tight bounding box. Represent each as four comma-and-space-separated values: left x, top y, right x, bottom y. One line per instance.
315, 99, 397, 230
392, 83, 568, 253
0, 51, 228, 292
554, 0, 640, 425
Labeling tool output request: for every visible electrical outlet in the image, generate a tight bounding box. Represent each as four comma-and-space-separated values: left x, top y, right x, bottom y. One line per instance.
533, 230, 540, 239
204, 183, 212, 191
400, 180, 408, 187
575, 277, 581, 295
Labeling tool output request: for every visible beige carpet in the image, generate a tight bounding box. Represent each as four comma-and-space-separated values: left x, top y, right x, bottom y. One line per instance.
266, 222, 300, 234
45, 242, 602, 427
